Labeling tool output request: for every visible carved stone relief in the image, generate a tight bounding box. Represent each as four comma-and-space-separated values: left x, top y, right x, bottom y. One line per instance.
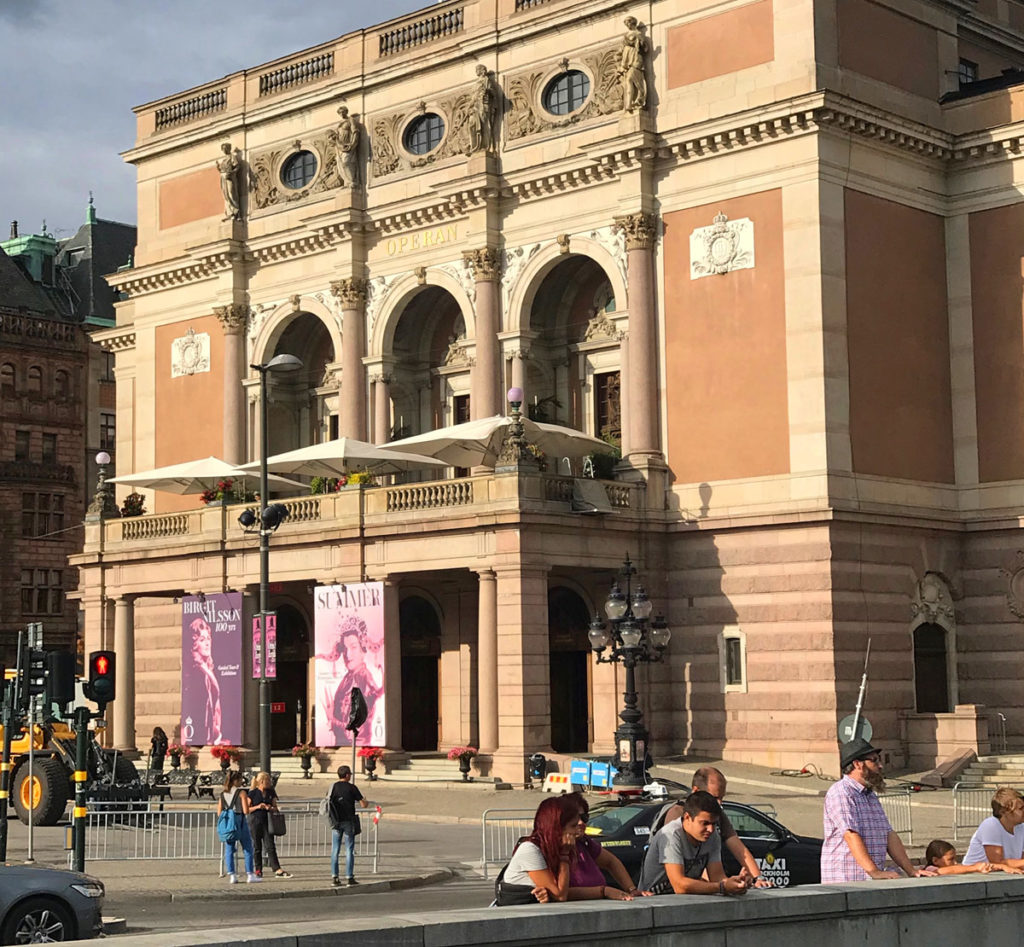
584, 225, 627, 289
1001, 551, 1024, 622
171, 327, 210, 378
365, 274, 402, 335
443, 334, 473, 367
583, 310, 619, 342
505, 44, 622, 142
690, 213, 755, 279
437, 260, 477, 306
501, 243, 541, 312
911, 573, 956, 630
248, 130, 343, 210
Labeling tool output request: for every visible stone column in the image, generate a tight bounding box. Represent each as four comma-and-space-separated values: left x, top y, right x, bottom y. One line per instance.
112, 597, 136, 751
616, 213, 660, 457
215, 304, 249, 465
464, 248, 501, 419
373, 374, 392, 444
618, 332, 630, 458
331, 278, 368, 440
510, 348, 528, 396
381, 578, 402, 749
476, 569, 498, 753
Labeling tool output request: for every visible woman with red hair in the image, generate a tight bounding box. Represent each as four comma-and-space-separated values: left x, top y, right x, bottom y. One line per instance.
496, 795, 640, 904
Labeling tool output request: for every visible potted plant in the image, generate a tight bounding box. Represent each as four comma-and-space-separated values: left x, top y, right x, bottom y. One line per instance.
347, 470, 377, 487
447, 746, 478, 781
120, 492, 146, 517
200, 479, 256, 505
292, 742, 319, 778
167, 743, 191, 769
357, 746, 385, 781
210, 745, 243, 771
310, 476, 346, 494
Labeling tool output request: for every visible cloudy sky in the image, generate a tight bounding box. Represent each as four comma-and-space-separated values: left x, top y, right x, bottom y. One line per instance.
0, 0, 426, 240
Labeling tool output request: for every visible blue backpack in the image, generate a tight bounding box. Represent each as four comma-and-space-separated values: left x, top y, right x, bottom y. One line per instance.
217, 807, 244, 844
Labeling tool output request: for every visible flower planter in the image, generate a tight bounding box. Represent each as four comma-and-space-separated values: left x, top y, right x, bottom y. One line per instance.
300, 755, 313, 779
169, 754, 181, 770
459, 757, 472, 781
364, 756, 378, 781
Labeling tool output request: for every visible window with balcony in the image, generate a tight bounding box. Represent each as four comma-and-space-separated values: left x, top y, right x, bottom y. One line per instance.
20, 568, 63, 616
594, 372, 621, 442
41, 433, 57, 465
22, 492, 66, 538
27, 365, 42, 396
54, 369, 70, 401
15, 430, 30, 461
0, 363, 14, 397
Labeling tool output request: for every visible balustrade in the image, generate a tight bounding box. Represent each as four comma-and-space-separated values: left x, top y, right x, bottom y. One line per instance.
121, 513, 190, 541
515, 0, 553, 9
378, 7, 463, 56
259, 52, 334, 97
154, 88, 227, 130
386, 480, 474, 512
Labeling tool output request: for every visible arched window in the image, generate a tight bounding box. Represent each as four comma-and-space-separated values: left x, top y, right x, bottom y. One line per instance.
913, 623, 950, 713
27, 366, 42, 396
0, 363, 14, 397
54, 370, 70, 401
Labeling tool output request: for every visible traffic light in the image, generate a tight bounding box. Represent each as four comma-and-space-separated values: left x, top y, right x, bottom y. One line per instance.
85, 651, 115, 706
20, 649, 46, 713
44, 651, 76, 709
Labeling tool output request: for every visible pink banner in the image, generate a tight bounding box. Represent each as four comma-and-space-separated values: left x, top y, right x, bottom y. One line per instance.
314, 583, 385, 747
266, 613, 277, 679
252, 617, 262, 678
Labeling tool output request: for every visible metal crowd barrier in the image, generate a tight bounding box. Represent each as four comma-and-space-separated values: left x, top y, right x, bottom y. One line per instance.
878, 791, 913, 845
481, 808, 535, 879
952, 783, 995, 842
68, 801, 379, 873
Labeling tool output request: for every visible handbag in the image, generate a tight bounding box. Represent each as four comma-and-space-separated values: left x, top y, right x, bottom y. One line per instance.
269, 810, 287, 837
493, 862, 541, 906
353, 812, 362, 837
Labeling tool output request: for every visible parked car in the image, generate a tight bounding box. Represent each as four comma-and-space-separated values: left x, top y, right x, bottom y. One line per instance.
0, 864, 104, 943
585, 790, 823, 887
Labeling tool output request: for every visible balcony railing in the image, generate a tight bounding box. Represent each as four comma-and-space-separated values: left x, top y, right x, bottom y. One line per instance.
154, 88, 227, 131
378, 6, 464, 57
258, 52, 334, 97
387, 480, 474, 512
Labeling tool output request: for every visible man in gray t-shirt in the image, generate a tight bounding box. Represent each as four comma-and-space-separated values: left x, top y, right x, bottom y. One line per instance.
639, 791, 750, 897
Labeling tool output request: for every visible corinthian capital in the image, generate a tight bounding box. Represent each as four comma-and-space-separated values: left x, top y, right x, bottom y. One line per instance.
330, 277, 368, 309
214, 303, 250, 334
462, 247, 501, 282
614, 213, 658, 251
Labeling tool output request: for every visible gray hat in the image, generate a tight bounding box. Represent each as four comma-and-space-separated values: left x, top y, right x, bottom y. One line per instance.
839, 737, 880, 771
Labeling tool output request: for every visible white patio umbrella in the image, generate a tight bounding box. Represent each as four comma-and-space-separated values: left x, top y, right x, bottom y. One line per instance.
236, 437, 448, 480
107, 456, 304, 495
380, 415, 614, 469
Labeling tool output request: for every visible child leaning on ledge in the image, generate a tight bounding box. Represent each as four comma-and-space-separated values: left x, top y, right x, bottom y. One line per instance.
921, 839, 1024, 876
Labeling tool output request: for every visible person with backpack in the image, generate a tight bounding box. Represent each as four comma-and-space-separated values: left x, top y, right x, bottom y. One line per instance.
217, 770, 258, 884
327, 765, 368, 887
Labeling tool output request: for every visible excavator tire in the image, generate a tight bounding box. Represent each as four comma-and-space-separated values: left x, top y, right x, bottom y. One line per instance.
11, 757, 71, 826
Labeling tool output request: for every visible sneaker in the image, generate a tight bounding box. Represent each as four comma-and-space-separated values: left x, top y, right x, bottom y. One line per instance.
331, 876, 341, 888
347, 877, 359, 886
246, 873, 262, 884
275, 870, 293, 879
228, 874, 238, 885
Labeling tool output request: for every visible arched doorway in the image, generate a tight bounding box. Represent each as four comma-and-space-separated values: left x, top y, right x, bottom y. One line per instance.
548, 586, 591, 753
400, 596, 441, 751
913, 623, 950, 713
269, 603, 310, 750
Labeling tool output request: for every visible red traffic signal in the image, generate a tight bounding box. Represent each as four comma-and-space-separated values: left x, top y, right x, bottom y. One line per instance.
86, 650, 116, 705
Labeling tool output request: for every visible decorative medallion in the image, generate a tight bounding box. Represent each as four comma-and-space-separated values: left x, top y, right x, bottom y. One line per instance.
690, 212, 754, 279
910, 573, 955, 629
171, 327, 210, 378
1000, 551, 1024, 622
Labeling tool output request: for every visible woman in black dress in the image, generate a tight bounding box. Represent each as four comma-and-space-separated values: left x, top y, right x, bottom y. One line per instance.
150, 727, 168, 771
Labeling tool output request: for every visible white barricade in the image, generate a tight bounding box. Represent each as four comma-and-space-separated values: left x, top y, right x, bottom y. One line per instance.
878, 791, 913, 845
67, 801, 379, 873
481, 808, 536, 879
952, 783, 995, 842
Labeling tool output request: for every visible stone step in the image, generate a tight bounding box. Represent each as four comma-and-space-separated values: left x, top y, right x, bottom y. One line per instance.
977, 756, 1024, 764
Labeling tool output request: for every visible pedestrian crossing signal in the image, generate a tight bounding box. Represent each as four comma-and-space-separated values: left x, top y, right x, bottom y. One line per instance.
85, 650, 116, 706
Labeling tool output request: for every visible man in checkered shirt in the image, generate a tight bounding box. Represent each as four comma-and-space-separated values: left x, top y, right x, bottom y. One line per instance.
820, 738, 925, 883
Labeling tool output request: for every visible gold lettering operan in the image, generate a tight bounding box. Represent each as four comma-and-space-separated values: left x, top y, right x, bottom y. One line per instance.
386, 224, 459, 256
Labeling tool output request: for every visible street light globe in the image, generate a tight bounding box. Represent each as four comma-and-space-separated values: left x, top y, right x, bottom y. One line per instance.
95, 451, 111, 466
266, 353, 303, 373
649, 623, 672, 650
604, 582, 628, 620
619, 621, 643, 649
632, 585, 653, 619
588, 619, 611, 651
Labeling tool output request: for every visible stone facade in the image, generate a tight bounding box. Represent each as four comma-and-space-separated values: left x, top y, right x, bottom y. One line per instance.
74, 0, 1024, 775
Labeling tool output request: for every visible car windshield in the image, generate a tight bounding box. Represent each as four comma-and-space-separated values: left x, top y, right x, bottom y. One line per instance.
725, 805, 782, 840
586, 804, 650, 835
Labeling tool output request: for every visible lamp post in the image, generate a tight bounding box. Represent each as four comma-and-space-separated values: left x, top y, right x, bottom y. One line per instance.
588, 555, 671, 787
249, 353, 303, 774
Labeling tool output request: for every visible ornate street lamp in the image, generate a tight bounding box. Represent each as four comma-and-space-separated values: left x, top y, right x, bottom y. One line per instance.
589, 554, 671, 787
248, 353, 303, 774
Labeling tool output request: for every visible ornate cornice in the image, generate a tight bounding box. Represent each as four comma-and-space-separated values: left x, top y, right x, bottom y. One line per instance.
214, 303, 250, 334
463, 247, 501, 281
94, 330, 136, 352
614, 212, 657, 251
330, 277, 368, 309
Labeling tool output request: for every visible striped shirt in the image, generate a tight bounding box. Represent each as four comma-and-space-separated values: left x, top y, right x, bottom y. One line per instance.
820, 775, 893, 883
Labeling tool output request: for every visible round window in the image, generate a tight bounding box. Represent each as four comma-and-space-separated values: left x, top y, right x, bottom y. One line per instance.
281, 150, 317, 190
403, 114, 446, 156
542, 70, 591, 116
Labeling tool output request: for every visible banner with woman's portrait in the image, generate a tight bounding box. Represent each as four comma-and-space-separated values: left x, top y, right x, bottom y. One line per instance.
314, 582, 386, 747
180, 592, 242, 745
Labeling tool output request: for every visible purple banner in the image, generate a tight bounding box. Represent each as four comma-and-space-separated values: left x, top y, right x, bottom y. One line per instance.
181, 592, 242, 746
266, 613, 277, 679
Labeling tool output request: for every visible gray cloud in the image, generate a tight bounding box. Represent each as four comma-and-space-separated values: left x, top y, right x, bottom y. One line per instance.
0, 0, 426, 234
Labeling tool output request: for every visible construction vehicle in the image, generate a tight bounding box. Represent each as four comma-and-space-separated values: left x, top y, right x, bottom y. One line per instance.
2, 717, 144, 826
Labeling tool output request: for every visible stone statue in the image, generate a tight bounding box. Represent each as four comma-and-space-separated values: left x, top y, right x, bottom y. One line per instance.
617, 17, 648, 112
217, 143, 241, 220
467, 65, 498, 154
336, 106, 362, 187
